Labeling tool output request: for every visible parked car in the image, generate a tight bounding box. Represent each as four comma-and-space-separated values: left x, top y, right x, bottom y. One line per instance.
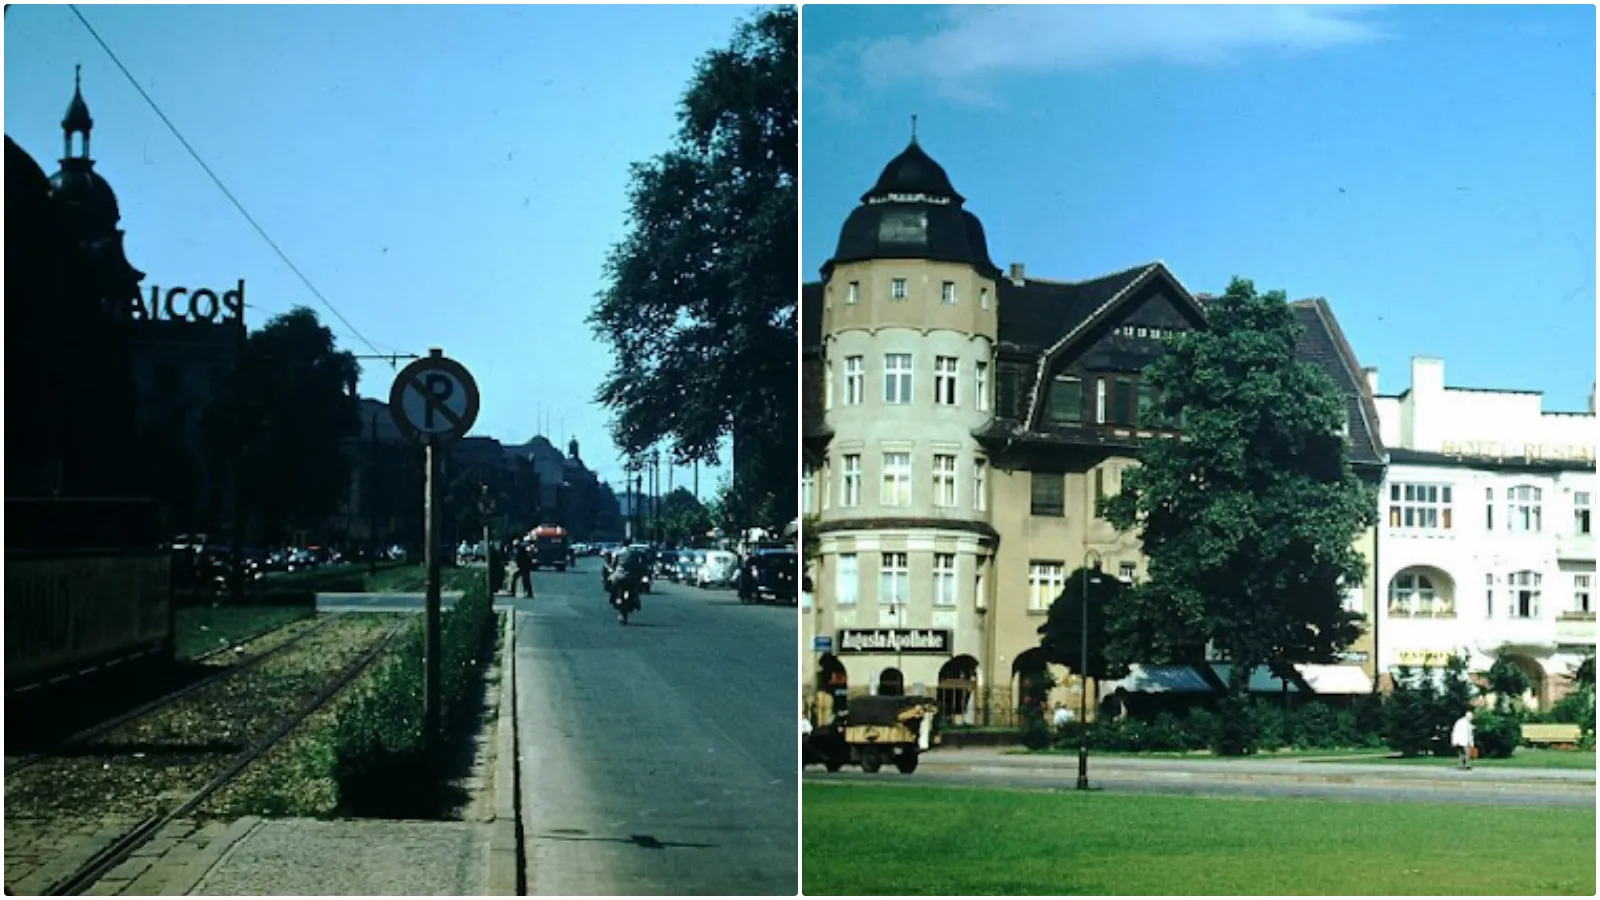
740, 549, 798, 605
697, 550, 740, 588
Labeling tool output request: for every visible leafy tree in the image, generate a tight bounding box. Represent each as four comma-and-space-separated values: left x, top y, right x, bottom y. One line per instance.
1037, 567, 1133, 683
657, 487, 713, 546
589, 7, 796, 526
1484, 649, 1532, 715
238, 307, 360, 545
1102, 277, 1374, 752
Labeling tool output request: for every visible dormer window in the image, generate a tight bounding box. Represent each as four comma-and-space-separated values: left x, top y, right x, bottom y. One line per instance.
890, 278, 908, 300
1136, 327, 1148, 338
1049, 375, 1083, 424
847, 282, 860, 305
941, 282, 957, 305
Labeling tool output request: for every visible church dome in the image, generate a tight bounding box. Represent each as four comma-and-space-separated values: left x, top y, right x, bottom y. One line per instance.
825, 137, 997, 278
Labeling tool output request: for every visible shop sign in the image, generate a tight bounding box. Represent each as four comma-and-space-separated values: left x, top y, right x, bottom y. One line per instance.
837, 628, 951, 655
1396, 649, 1452, 668
130, 281, 246, 325
1440, 440, 1595, 464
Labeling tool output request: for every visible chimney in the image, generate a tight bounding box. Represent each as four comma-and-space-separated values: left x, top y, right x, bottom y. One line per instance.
1363, 367, 1379, 396
1589, 381, 1595, 415
1008, 262, 1025, 286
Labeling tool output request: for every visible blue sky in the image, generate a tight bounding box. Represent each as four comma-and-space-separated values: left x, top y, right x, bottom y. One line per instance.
6, 3, 758, 494
804, 4, 1597, 410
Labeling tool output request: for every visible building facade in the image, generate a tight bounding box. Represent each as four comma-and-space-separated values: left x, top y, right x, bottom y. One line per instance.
1372, 358, 1596, 708
802, 139, 1385, 723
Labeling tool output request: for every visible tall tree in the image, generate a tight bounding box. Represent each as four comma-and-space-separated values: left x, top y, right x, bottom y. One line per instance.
1036, 567, 1133, 683
589, 6, 796, 526
1102, 278, 1374, 747
239, 307, 360, 544
657, 487, 713, 546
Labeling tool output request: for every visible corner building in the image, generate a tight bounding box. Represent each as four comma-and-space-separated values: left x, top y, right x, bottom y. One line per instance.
802, 140, 1384, 723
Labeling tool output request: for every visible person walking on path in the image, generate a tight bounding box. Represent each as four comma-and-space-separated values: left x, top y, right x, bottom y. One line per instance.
513, 541, 534, 598
1451, 710, 1476, 770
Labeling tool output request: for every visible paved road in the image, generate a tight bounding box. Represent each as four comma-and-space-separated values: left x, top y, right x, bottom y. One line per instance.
515, 560, 797, 896
806, 748, 1596, 809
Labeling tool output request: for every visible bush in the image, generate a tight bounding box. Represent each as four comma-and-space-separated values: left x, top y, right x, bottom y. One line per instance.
1474, 710, 1522, 759
1210, 696, 1261, 756
327, 582, 496, 817
1292, 702, 1357, 749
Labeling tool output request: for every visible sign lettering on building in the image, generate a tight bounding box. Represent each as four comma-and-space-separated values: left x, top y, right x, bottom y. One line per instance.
1396, 649, 1452, 668
837, 628, 951, 655
130, 280, 246, 325
1440, 440, 1595, 464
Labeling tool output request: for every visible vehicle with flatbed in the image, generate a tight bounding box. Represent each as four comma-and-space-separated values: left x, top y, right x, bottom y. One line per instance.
805, 695, 938, 774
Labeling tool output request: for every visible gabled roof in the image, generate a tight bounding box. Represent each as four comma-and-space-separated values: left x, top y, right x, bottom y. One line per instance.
997, 261, 1162, 350
1289, 298, 1385, 468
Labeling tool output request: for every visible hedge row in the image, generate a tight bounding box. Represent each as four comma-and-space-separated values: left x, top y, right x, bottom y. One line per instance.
1039, 698, 1389, 755
318, 582, 497, 817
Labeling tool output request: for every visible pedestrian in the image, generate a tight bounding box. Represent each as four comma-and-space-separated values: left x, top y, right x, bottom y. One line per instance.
1052, 703, 1073, 730
1451, 710, 1475, 770
513, 541, 534, 598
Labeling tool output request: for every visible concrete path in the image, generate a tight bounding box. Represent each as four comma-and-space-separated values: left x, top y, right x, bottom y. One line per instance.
808, 746, 1596, 809
515, 560, 798, 896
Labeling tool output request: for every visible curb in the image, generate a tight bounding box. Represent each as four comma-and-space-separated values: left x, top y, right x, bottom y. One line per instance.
487, 611, 520, 896
159, 816, 260, 896
924, 763, 1598, 792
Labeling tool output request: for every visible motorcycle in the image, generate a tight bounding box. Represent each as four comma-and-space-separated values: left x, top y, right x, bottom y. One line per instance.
610, 584, 640, 625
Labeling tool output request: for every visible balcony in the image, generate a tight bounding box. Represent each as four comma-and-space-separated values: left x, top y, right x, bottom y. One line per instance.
1556, 612, 1596, 647
1556, 531, 1595, 561
1485, 617, 1561, 653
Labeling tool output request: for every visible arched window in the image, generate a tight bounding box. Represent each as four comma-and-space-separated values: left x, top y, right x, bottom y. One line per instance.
877, 668, 905, 697
1389, 571, 1453, 617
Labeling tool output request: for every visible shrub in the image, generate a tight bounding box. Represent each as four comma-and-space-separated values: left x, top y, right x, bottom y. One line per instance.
1382, 666, 1435, 757
1292, 702, 1356, 749
328, 583, 496, 817
1210, 696, 1261, 756
1474, 710, 1521, 759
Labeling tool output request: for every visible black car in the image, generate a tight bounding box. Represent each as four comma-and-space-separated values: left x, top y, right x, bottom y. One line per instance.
740, 549, 797, 605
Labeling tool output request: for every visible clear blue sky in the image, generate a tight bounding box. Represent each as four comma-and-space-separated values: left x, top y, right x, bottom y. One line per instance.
804, 4, 1597, 411
6, 3, 758, 494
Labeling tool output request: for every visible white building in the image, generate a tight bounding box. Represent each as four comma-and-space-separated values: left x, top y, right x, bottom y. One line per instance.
1372, 357, 1596, 708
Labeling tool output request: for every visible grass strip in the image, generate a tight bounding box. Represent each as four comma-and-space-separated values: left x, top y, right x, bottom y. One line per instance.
802, 783, 1596, 896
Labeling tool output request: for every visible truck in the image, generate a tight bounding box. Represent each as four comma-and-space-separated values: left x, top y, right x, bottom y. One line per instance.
528, 524, 570, 571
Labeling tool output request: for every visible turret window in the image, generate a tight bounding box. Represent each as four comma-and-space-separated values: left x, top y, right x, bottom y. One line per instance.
884, 354, 913, 404
941, 282, 957, 305
882, 453, 912, 506
934, 357, 958, 405
933, 454, 957, 507
847, 281, 860, 305
890, 278, 908, 300
980, 287, 990, 310
973, 458, 988, 511
976, 362, 989, 411
844, 356, 864, 405
841, 455, 861, 507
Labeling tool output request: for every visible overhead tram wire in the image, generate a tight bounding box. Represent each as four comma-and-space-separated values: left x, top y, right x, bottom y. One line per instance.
68, 4, 394, 369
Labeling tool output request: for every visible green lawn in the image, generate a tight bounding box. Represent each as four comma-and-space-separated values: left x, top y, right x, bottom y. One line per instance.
359, 564, 484, 594
1345, 749, 1597, 771
1012, 747, 1392, 761
175, 605, 313, 659
802, 783, 1595, 896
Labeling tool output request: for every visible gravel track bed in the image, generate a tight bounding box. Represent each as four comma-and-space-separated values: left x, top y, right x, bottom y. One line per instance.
191, 612, 328, 663
3, 614, 403, 822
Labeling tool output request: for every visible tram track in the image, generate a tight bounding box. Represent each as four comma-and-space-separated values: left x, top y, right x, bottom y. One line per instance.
5, 614, 341, 778
40, 619, 407, 896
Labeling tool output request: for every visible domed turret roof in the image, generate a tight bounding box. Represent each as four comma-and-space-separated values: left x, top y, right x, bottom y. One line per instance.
50, 162, 121, 237
826, 136, 997, 278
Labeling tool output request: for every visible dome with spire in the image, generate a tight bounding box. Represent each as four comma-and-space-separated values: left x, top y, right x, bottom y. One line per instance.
49, 66, 121, 239
826, 130, 997, 278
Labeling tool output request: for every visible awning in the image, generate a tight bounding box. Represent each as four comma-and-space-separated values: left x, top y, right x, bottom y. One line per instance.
1210, 664, 1301, 693
1296, 664, 1374, 694
1105, 665, 1215, 694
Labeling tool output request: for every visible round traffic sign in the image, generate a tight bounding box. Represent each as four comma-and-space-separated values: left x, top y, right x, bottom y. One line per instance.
389, 351, 480, 443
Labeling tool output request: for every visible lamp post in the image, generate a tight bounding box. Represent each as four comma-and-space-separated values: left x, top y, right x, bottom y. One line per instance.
1077, 550, 1103, 791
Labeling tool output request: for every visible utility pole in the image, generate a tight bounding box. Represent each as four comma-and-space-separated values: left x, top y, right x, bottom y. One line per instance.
230, 314, 246, 605
623, 463, 633, 542
423, 436, 442, 759
369, 409, 379, 575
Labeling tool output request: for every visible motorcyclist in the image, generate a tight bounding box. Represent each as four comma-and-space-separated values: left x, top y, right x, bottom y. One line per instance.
606, 546, 650, 614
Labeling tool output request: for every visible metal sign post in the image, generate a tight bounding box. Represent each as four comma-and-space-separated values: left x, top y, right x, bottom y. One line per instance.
479, 489, 496, 599
390, 349, 480, 759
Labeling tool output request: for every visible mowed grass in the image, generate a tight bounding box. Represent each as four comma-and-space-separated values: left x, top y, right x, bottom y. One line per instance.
802, 783, 1596, 896
175, 605, 313, 659
1013, 747, 1392, 761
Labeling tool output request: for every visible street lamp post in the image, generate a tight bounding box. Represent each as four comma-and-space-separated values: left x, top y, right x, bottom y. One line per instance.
1078, 550, 1102, 791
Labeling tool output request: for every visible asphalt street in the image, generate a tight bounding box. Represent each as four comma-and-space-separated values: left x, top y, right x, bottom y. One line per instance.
515, 559, 798, 896
805, 748, 1597, 809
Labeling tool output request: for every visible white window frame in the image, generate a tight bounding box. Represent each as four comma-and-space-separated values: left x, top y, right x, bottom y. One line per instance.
980, 286, 989, 310
1576, 492, 1592, 535
844, 356, 864, 405
1387, 483, 1453, 531
934, 356, 958, 406
884, 354, 913, 405
890, 278, 908, 300
847, 281, 860, 305
1118, 562, 1136, 583
801, 468, 815, 515
1575, 573, 1592, 615
975, 361, 989, 411
880, 552, 909, 605
1389, 570, 1452, 617
841, 454, 861, 507
1508, 485, 1543, 533
940, 281, 957, 305
1028, 561, 1066, 612
973, 458, 987, 512
824, 360, 834, 410
836, 553, 858, 606
881, 452, 911, 507
933, 454, 957, 508
1095, 378, 1107, 424
933, 553, 957, 607
1509, 569, 1541, 618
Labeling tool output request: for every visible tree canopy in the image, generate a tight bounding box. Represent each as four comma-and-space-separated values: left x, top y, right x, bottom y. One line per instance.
239, 307, 360, 543
589, 6, 796, 515
1037, 567, 1132, 683
1101, 277, 1375, 698
657, 487, 713, 546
